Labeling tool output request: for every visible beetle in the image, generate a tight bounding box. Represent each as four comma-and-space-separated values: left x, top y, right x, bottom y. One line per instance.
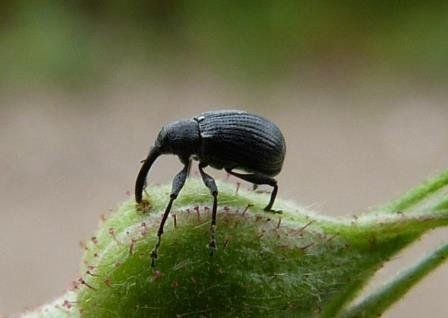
135, 110, 286, 266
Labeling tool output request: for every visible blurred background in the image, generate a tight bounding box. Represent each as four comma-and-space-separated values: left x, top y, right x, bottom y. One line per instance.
1, 1, 447, 316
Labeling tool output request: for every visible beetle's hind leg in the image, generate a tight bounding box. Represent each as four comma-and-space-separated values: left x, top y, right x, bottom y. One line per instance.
151, 162, 190, 267
225, 169, 280, 213
198, 163, 219, 255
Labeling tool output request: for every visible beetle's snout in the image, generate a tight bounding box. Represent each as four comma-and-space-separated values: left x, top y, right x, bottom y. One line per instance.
134, 146, 161, 203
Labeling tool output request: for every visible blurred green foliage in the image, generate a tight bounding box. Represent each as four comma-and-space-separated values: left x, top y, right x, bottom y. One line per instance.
1, 1, 448, 87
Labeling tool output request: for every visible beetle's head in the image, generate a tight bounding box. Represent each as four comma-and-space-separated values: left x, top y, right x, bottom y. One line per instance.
155, 119, 200, 156
135, 119, 199, 203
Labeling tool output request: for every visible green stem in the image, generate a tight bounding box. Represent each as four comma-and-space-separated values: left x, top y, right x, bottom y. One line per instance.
341, 243, 448, 318
376, 170, 448, 214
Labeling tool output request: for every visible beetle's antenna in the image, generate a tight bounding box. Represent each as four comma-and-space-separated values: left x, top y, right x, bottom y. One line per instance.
135, 146, 161, 203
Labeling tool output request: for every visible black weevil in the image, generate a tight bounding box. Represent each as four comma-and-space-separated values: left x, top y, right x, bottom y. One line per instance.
135, 110, 286, 266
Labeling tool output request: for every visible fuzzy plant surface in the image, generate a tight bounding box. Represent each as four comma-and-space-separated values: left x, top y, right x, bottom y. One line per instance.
22, 170, 448, 318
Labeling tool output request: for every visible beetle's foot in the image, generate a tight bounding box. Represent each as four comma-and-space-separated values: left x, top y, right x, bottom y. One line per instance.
150, 249, 158, 267
264, 208, 283, 214
150, 235, 162, 267
137, 199, 151, 213
209, 224, 217, 255
208, 240, 217, 256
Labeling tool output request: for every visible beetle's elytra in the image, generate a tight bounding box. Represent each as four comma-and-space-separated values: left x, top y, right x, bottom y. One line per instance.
135, 109, 286, 266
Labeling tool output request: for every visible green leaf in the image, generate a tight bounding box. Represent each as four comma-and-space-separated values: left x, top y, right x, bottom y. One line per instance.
23, 170, 448, 317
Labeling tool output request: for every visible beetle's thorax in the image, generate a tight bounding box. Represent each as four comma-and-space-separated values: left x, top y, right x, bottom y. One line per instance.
155, 119, 200, 158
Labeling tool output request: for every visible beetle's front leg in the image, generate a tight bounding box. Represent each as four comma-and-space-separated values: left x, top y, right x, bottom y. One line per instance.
151, 162, 190, 267
198, 163, 218, 255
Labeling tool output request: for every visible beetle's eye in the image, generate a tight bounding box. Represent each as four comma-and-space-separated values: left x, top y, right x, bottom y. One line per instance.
155, 128, 166, 147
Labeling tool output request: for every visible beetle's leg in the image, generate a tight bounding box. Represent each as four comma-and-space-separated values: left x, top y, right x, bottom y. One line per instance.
198, 163, 219, 255
225, 169, 280, 213
151, 162, 190, 267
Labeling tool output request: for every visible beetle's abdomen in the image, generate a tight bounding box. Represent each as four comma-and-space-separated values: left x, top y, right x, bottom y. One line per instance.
195, 110, 286, 176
